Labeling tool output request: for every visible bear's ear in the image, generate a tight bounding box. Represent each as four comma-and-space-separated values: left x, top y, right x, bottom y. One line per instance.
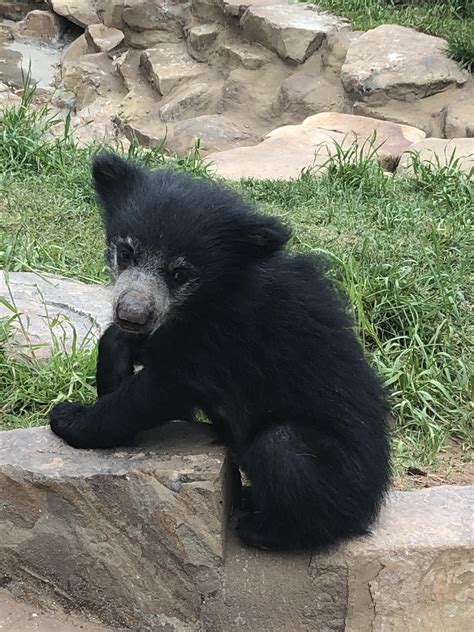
92, 153, 142, 211
238, 214, 291, 257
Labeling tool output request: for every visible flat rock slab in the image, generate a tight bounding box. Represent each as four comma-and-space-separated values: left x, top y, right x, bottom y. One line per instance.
241, 5, 348, 63
342, 24, 468, 102
204, 485, 474, 631
206, 111, 425, 179
140, 44, 204, 96
0, 422, 234, 630
397, 138, 474, 175
85, 23, 125, 53
0, 271, 109, 361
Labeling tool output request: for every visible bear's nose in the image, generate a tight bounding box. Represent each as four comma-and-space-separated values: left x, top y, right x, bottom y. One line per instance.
116, 293, 152, 326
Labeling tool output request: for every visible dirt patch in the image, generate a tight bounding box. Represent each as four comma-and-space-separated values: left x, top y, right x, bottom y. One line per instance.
393, 441, 474, 491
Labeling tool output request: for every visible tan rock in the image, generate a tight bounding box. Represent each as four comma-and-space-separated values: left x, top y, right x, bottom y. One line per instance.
203, 486, 473, 631
16, 9, 65, 42
0, 272, 109, 361
278, 72, 347, 120
85, 23, 124, 53
50, 0, 98, 28
159, 81, 222, 122
63, 51, 126, 109
124, 26, 182, 49
96, 0, 127, 29
342, 25, 468, 102
122, 0, 190, 34
206, 112, 426, 179
187, 22, 220, 51
443, 83, 474, 138
241, 5, 348, 63
140, 44, 204, 96
219, 41, 273, 70
61, 33, 91, 67
0, 422, 233, 630
321, 29, 362, 72
0, 1, 48, 21
168, 114, 256, 155
222, 0, 288, 18
114, 48, 150, 92
397, 138, 474, 175
122, 117, 168, 147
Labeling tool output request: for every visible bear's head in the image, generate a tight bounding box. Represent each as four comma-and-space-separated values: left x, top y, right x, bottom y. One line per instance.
92, 153, 291, 334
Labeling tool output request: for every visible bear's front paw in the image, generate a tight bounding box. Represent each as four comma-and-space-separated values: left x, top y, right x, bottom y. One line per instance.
49, 401, 96, 449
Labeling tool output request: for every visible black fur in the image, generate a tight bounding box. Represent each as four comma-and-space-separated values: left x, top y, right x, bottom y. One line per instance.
50, 154, 391, 551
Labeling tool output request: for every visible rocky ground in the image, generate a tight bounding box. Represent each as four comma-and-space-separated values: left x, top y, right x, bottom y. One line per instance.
0, 0, 473, 170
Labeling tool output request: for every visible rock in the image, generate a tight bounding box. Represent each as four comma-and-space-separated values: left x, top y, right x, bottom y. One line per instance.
69, 100, 125, 148
63, 51, 126, 109
122, 0, 190, 35
85, 23, 125, 53
203, 486, 473, 631
50, 0, 98, 28
443, 83, 474, 138
321, 29, 362, 72
140, 44, 203, 96
61, 33, 91, 67
123, 25, 182, 49
219, 41, 273, 70
0, 1, 48, 21
0, 422, 234, 630
1, 588, 121, 632
0, 83, 21, 112
122, 116, 167, 148
96, 0, 126, 29
159, 81, 222, 122
342, 25, 468, 102
187, 22, 219, 51
278, 72, 347, 120
15, 9, 65, 42
222, 0, 288, 18
397, 138, 474, 176
168, 114, 256, 155
222, 64, 289, 122
206, 112, 426, 179
241, 5, 348, 64
114, 48, 150, 92
0, 272, 109, 361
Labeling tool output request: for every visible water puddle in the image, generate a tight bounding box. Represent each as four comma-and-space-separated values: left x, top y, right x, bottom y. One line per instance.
0, 21, 62, 89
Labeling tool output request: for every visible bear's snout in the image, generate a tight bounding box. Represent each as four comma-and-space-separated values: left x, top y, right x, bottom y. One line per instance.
115, 290, 153, 331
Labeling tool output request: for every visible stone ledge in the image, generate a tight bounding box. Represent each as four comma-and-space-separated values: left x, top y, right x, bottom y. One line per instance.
1, 423, 472, 631
0, 422, 235, 630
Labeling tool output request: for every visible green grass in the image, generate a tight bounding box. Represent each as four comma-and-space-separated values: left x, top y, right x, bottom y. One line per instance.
311, 0, 474, 71
0, 92, 473, 476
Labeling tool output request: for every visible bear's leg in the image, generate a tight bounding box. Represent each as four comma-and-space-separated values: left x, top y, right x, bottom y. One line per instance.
96, 324, 138, 397
50, 368, 194, 449
236, 424, 372, 551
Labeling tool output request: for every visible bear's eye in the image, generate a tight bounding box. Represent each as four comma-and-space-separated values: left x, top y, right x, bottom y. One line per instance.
171, 268, 190, 284
117, 244, 133, 266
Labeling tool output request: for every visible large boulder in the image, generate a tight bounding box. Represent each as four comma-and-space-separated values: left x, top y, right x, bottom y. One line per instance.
241, 5, 348, 63
397, 138, 474, 176
443, 82, 474, 138
0, 422, 234, 630
206, 112, 426, 179
49, 0, 98, 27
342, 25, 468, 102
15, 9, 65, 41
0, 272, 109, 361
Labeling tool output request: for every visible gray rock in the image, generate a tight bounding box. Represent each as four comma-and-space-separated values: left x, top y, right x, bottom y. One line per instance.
140, 44, 204, 96
15, 9, 65, 42
443, 82, 474, 138
168, 114, 256, 155
61, 33, 91, 67
241, 5, 348, 63
123, 26, 182, 49
342, 24, 468, 102
122, 0, 190, 34
397, 138, 474, 176
50, 0, 98, 27
159, 81, 223, 122
222, 0, 288, 18
0, 422, 234, 630
85, 23, 125, 53
203, 486, 474, 631
278, 72, 348, 120
0, 271, 109, 361
219, 40, 273, 70
187, 22, 220, 51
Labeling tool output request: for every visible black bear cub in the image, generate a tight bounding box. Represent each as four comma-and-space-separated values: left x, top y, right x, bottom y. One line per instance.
50, 153, 391, 551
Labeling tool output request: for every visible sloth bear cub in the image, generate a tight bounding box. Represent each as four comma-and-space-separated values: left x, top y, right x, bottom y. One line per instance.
50, 153, 391, 551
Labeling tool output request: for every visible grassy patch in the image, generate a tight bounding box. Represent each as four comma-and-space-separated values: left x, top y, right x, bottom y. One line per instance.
0, 97, 473, 476
312, 0, 474, 70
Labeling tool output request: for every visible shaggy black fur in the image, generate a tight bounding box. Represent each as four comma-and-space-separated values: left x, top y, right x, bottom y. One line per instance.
50, 154, 391, 551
